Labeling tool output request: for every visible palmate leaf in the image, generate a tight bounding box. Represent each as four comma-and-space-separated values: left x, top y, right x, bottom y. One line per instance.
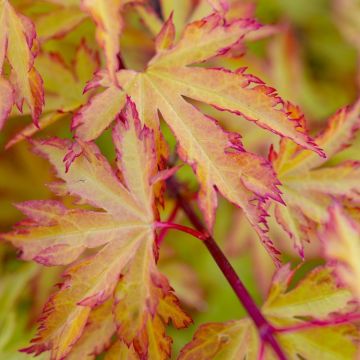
0, 0, 44, 129
3, 99, 191, 360
72, 12, 323, 261
271, 100, 360, 255
179, 266, 359, 360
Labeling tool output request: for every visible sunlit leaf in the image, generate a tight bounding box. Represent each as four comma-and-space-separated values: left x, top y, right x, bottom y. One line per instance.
72, 13, 324, 261
271, 100, 360, 255
3, 99, 190, 360
180, 266, 358, 359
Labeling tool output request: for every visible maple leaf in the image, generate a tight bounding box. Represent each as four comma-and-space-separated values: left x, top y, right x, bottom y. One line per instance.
321, 204, 360, 303
0, 0, 44, 129
179, 266, 359, 359
271, 99, 360, 255
3, 99, 190, 360
6, 41, 99, 148
72, 13, 323, 262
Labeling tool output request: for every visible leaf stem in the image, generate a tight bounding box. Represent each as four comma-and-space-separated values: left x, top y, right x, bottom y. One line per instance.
155, 221, 208, 241
156, 203, 180, 246
166, 178, 287, 360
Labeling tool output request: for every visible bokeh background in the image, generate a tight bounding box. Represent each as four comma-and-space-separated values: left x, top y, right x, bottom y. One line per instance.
1, 0, 360, 358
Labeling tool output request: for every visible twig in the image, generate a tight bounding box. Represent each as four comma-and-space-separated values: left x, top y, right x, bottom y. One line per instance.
166, 178, 287, 360
156, 203, 180, 246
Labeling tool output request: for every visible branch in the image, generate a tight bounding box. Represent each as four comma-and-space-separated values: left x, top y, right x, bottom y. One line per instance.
166, 178, 287, 360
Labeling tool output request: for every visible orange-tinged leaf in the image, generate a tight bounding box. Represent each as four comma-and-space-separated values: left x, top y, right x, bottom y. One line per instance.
72, 70, 134, 140
112, 232, 186, 360
72, 14, 312, 260
134, 315, 172, 360
4, 99, 189, 359
180, 266, 358, 360
146, 315, 172, 360
321, 204, 360, 302
154, 66, 322, 155
271, 100, 360, 254
65, 299, 116, 359
0, 0, 44, 125
158, 293, 193, 329
22, 278, 91, 359
148, 14, 260, 67
179, 319, 259, 360
20, 229, 144, 359
113, 239, 161, 345
113, 100, 157, 214
276, 99, 360, 177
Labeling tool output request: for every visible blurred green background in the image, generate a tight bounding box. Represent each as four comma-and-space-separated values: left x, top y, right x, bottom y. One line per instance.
1, 0, 359, 358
